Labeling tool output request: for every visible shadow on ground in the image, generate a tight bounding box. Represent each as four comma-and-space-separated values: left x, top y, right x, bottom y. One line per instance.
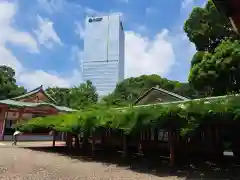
23, 146, 240, 179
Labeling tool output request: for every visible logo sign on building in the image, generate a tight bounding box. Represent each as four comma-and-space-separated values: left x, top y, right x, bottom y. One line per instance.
89, 17, 103, 23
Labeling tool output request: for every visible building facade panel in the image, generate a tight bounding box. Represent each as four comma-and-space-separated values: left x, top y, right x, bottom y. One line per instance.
83, 14, 125, 97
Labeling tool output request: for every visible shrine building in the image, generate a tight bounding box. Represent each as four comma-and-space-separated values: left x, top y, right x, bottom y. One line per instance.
0, 85, 75, 141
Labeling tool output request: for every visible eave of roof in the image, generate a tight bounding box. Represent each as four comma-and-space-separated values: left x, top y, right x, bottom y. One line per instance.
133, 87, 189, 105
11, 85, 57, 104
116, 93, 240, 111
0, 99, 76, 113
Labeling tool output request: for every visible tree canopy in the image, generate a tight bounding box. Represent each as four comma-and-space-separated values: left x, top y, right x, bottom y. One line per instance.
46, 80, 98, 110
0, 66, 26, 100
17, 95, 240, 136
185, 1, 240, 97
184, 0, 237, 52
102, 75, 197, 106
189, 40, 240, 96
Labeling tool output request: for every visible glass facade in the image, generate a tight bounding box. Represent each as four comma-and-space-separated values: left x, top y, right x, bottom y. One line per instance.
83, 14, 125, 97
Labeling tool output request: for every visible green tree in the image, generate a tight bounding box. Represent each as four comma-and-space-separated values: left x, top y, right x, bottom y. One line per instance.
184, 0, 237, 52
69, 80, 98, 109
189, 40, 240, 96
0, 66, 26, 100
103, 75, 197, 106
46, 87, 71, 106
46, 80, 98, 109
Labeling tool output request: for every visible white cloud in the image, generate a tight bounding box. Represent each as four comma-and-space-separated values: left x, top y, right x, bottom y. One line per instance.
181, 0, 194, 9
75, 22, 85, 39
145, 7, 158, 15
0, 2, 38, 53
34, 15, 63, 49
70, 45, 83, 64
0, 46, 23, 74
84, 7, 100, 16
118, 0, 129, 3
125, 29, 175, 78
136, 24, 148, 33
37, 0, 64, 13
0, 1, 76, 90
18, 70, 71, 89
84, 7, 124, 20
0, 1, 38, 76
37, 0, 82, 15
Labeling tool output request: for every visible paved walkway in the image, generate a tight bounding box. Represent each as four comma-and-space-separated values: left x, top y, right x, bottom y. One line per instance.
0, 141, 65, 147
0, 145, 183, 180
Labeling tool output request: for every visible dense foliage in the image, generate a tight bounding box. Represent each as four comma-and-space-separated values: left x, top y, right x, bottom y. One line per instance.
17, 95, 240, 136
0, 66, 26, 100
102, 75, 197, 106
46, 80, 98, 110
186, 1, 240, 97
184, 0, 237, 52
189, 40, 240, 96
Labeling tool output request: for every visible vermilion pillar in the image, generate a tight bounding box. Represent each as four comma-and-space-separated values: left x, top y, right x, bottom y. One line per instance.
0, 108, 7, 140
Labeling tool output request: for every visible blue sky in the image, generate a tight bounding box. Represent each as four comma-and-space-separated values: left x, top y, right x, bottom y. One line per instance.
0, 0, 206, 90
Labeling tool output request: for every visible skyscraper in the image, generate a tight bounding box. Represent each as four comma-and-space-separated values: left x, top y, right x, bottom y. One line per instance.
83, 14, 125, 97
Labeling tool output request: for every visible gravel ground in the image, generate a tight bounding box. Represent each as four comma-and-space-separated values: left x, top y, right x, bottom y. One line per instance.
0, 146, 184, 180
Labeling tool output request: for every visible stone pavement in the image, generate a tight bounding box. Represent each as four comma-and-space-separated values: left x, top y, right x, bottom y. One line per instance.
0, 146, 183, 180
0, 141, 65, 147
0, 142, 6, 146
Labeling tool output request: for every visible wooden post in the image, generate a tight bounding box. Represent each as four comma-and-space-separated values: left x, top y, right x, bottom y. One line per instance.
215, 126, 223, 158
168, 128, 175, 167
1, 108, 8, 141
91, 128, 95, 157
66, 133, 72, 149
138, 132, 142, 154
83, 130, 89, 149
123, 133, 127, 158
74, 134, 80, 148
17, 110, 23, 124
101, 128, 105, 146
52, 130, 56, 147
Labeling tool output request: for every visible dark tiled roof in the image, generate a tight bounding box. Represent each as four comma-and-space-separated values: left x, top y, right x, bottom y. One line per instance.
12, 85, 57, 103
0, 99, 76, 112
133, 87, 189, 105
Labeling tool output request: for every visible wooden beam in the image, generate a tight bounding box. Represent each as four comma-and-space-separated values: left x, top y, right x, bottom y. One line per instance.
7, 108, 58, 115
17, 109, 23, 124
